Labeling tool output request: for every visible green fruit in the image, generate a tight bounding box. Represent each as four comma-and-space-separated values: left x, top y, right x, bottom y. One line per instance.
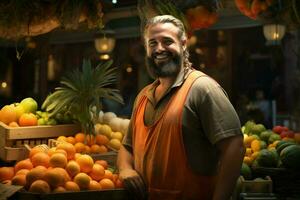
241, 163, 252, 180
20, 97, 38, 113
276, 141, 296, 155
268, 134, 281, 144
250, 124, 266, 136
47, 118, 57, 125
256, 149, 277, 167
280, 145, 300, 169
244, 121, 256, 134
37, 118, 46, 125
260, 130, 273, 142
260, 141, 267, 149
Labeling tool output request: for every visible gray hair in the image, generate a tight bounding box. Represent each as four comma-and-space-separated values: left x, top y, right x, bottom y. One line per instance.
143, 15, 187, 41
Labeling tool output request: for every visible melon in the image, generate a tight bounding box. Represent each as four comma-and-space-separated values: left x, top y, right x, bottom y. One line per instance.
280, 145, 300, 169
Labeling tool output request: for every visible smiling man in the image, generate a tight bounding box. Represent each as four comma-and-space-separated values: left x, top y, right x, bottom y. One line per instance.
117, 15, 245, 200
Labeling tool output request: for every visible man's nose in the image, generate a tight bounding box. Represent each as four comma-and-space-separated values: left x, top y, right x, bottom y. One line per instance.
155, 43, 165, 52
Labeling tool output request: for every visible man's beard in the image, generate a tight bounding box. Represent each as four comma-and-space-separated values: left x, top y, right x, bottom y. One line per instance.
146, 50, 182, 79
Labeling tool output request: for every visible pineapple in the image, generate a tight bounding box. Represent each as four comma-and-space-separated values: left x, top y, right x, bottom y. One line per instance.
42, 59, 123, 135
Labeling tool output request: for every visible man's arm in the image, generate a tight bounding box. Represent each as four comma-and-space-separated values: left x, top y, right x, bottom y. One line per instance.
213, 135, 245, 200
117, 145, 147, 200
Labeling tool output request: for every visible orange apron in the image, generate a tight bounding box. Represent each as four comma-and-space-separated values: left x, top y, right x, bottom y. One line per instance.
132, 71, 216, 200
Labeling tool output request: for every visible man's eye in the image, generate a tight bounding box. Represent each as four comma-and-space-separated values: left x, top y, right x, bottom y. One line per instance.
148, 42, 156, 47
164, 40, 173, 45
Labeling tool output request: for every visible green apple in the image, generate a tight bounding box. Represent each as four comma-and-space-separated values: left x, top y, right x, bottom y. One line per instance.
20, 97, 38, 113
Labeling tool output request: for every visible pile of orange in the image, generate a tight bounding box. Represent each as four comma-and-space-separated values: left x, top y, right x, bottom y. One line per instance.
0, 145, 123, 193
56, 133, 110, 154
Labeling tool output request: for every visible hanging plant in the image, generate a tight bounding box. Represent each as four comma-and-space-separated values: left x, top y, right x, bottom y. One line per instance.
235, 0, 300, 29
137, 0, 220, 36
0, 0, 103, 40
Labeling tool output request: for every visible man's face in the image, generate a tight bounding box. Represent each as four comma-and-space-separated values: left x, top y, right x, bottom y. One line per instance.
145, 23, 186, 78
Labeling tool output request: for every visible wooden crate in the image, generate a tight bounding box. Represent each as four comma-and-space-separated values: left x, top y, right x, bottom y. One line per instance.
232, 176, 273, 200
9, 189, 131, 200
0, 122, 81, 161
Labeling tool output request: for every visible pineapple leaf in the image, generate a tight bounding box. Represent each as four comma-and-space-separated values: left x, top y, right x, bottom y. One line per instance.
42, 59, 124, 135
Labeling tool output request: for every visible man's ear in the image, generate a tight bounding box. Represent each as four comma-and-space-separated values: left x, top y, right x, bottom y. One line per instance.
181, 38, 187, 50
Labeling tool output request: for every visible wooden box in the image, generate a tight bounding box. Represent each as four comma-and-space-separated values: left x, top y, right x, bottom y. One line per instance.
232, 176, 273, 200
9, 189, 131, 200
0, 122, 81, 161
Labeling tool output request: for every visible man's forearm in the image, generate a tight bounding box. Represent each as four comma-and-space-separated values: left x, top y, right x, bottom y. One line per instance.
213, 135, 245, 200
117, 145, 134, 171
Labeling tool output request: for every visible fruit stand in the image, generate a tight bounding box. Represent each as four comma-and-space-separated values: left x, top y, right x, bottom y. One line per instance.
239, 121, 300, 200
0, 58, 128, 198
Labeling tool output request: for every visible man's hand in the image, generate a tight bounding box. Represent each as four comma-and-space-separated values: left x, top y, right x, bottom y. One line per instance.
119, 168, 147, 200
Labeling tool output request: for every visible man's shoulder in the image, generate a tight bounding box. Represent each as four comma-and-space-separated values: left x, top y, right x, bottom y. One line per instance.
189, 71, 221, 90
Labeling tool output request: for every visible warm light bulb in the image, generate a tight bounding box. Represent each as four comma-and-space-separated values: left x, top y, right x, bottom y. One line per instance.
1, 82, 7, 88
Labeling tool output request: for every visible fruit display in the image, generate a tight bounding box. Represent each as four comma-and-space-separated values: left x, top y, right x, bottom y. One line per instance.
0, 145, 123, 193
240, 120, 300, 180
0, 97, 76, 127
53, 111, 130, 153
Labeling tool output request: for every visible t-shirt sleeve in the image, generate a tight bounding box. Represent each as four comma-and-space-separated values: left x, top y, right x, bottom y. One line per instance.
190, 76, 242, 144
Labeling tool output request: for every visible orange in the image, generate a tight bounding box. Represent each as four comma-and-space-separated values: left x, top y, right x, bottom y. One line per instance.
54, 168, 71, 182
15, 159, 33, 172
26, 166, 47, 188
49, 153, 67, 168
52, 186, 66, 193
74, 133, 85, 143
76, 154, 94, 173
47, 147, 57, 157
31, 152, 50, 167
54, 149, 68, 157
29, 180, 51, 193
95, 160, 108, 169
95, 134, 109, 145
0, 105, 17, 125
43, 168, 66, 188
114, 178, 123, 188
102, 170, 113, 180
251, 139, 261, 152
65, 181, 80, 191
66, 160, 80, 178
74, 172, 91, 190
86, 135, 95, 146
8, 121, 19, 127
29, 146, 48, 158
84, 145, 91, 153
74, 153, 81, 160
56, 142, 76, 160
89, 164, 105, 181
90, 144, 102, 154
66, 136, 76, 145
88, 180, 102, 190
243, 156, 252, 166
19, 113, 38, 126
99, 178, 115, 189
98, 145, 108, 153
74, 142, 86, 153
16, 169, 30, 176
11, 174, 26, 186
57, 136, 67, 142
0, 167, 14, 181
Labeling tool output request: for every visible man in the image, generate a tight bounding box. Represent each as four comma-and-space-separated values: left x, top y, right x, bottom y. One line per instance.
117, 15, 245, 200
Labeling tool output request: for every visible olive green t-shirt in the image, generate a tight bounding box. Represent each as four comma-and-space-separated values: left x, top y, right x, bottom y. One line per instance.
123, 68, 242, 175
